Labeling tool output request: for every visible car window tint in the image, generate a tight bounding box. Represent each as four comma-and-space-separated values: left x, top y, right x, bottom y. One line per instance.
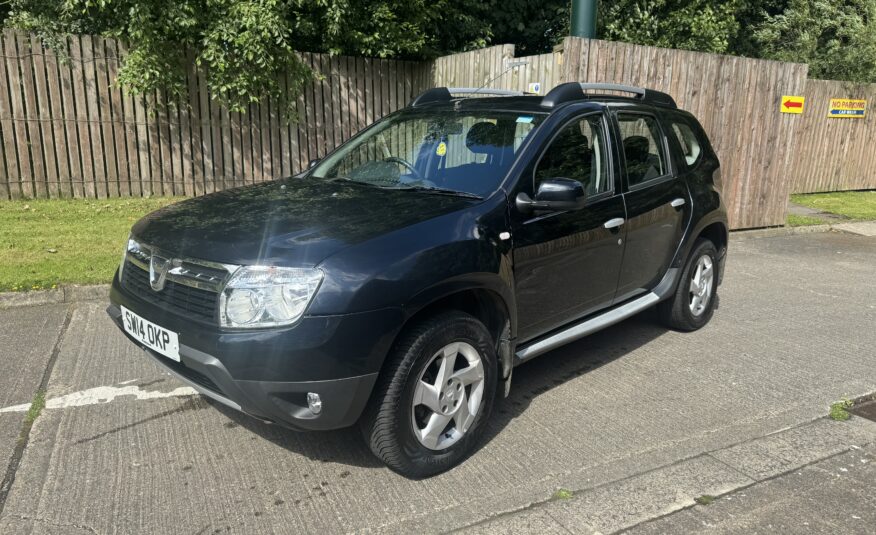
617, 114, 667, 186
534, 115, 610, 197
671, 122, 702, 167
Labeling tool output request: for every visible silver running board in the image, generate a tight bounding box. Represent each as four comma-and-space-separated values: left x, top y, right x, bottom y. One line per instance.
515, 268, 679, 364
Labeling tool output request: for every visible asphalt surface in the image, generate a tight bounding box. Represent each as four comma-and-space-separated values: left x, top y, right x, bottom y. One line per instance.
0, 230, 874, 534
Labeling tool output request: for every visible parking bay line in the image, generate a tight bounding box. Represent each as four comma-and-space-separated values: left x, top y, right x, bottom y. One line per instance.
0, 383, 197, 413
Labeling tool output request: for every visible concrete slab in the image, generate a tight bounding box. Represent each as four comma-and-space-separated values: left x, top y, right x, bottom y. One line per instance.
0, 232, 874, 534
0, 305, 68, 484
834, 220, 876, 236
626, 444, 876, 535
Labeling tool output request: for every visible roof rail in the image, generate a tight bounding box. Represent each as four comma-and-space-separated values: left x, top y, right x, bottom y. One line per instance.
409, 87, 524, 107
540, 82, 677, 109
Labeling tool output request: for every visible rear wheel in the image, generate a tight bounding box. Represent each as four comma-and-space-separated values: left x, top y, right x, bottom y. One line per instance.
658, 238, 719, 331
360, 311, 497, 478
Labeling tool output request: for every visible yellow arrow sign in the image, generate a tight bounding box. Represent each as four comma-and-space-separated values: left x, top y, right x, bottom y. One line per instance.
781, 96, 805, 114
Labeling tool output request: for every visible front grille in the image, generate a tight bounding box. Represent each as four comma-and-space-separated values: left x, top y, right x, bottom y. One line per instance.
123, 261, 219, 322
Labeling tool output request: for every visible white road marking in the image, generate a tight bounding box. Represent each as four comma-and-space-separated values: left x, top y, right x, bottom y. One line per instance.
0, 383, 198, 413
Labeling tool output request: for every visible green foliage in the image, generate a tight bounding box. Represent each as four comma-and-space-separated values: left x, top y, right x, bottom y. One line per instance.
829, 398, 854, 421
486, 0, 570, 56
552, 488, 574, 500
4, 0, 491, 116
598, 0, 742, 54
25, 391, 46, 424
753, 0, 876, 83
694, 494, 716, 505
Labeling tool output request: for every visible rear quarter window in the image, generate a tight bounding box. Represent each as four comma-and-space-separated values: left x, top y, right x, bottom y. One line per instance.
670, 120, 703, 168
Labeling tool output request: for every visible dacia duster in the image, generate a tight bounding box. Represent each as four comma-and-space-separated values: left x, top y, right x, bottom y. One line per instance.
109, 82, 728, 478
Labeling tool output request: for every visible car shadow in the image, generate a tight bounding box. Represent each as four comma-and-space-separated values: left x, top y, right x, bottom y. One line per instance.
207, 308, 671, 471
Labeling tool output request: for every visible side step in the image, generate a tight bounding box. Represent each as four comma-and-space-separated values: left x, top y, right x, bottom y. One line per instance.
514, 268, 678, 364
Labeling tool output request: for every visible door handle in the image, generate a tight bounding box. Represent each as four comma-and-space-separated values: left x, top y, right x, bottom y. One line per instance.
671, 198, 686, 208
604, 218, 625, 229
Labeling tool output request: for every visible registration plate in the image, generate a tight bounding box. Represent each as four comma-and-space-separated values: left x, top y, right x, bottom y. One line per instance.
121, 306, 181, 362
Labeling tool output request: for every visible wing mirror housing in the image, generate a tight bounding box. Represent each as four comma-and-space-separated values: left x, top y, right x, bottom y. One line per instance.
308, 158, 321, 169
516, 178, 587, 214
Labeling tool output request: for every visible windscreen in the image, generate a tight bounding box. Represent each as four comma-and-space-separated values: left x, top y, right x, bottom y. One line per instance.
310, 109, 547, 197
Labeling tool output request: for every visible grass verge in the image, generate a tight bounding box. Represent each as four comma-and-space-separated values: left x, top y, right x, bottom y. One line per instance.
786, 214, 826, 227
790, 191, 876, 221
0, 197, 182, 292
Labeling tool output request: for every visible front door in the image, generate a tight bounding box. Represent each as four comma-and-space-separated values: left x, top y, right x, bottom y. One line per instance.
613, 111, 691, 302
512, 112, 627, 342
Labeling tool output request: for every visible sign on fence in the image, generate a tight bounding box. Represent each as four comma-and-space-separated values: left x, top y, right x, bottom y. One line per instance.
827, 98, 867, 118
781, 96, 805, 114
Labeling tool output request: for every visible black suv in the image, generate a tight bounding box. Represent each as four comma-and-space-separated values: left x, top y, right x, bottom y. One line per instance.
108, 82, 727, 478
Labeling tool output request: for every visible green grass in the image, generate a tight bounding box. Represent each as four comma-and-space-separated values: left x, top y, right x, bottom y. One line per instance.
786, 214, 826, 227
25, 391, 46, 424
552, 488, 574, 500
0, 197, 182, 292
791, 191, 876, 221
829, 398, 854, 421
694, 495, 716, 506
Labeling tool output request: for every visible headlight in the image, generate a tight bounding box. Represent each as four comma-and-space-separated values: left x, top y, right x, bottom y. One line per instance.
219, 266, 323, 328
119, 235, 135, 282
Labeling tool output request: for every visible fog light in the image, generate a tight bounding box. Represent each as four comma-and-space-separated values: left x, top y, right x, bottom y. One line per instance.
307, 392, 322, 415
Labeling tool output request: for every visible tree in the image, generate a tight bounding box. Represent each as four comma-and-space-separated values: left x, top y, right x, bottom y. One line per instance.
597, 0, 742, 54
4, 0, 491, 116
752, 0, 876, 82
486, 0, 570, 56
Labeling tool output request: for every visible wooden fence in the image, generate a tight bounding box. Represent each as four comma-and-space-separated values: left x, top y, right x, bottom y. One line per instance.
1, 29, 874, 228
0, 29, 430, 200
790, 79, 876, 194
563, 37, 810, 229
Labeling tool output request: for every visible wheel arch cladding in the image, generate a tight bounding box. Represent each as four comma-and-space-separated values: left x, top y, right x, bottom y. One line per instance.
379, 287, 512, 390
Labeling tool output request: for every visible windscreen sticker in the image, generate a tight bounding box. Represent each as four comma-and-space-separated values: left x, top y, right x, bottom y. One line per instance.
516, 116, 534, 124
436, 142, 447, 156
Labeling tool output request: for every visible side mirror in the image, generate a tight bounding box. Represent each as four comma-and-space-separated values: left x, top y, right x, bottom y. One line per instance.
516, 178, 587, 214
308, 158, 321, 169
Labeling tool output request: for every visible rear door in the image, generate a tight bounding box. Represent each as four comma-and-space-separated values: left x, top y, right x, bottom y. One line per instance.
613, 109, 692, 302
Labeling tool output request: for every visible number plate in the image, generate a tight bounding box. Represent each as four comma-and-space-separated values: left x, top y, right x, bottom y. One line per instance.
121, 306, 181, 362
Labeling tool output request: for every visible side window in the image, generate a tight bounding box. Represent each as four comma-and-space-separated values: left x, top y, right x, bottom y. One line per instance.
617, 113, 668, 186
670, 121, 702, 167
534, 115, 611, 197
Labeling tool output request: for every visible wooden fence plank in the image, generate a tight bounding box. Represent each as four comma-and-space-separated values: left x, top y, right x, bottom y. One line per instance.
94, 37, 120, 197
28, 35, 56, 199
0, 32, 21, 199
5, 31, 35, 198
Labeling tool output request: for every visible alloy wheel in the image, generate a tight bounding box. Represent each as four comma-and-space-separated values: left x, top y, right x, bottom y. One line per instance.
411, 342, 486, 450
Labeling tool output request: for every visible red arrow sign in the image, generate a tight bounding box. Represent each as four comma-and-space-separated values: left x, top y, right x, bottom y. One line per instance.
784, 99, 803, 109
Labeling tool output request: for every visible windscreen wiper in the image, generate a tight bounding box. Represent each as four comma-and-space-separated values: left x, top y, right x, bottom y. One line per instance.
330, 177, 382, 188
390, 185, 482, 199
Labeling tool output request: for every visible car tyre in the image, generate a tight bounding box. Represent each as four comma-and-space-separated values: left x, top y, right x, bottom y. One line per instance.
359, 311, 497, 478
658, 238, 719, 332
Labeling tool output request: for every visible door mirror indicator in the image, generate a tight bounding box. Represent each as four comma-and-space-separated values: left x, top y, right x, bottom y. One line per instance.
516, 178, 587, 214
308, 158, 321, 169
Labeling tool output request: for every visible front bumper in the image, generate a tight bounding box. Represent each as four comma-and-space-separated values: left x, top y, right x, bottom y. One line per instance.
108, 277, 402, 431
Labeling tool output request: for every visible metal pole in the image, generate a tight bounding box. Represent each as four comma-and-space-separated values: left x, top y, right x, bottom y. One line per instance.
570, 0, 598, 38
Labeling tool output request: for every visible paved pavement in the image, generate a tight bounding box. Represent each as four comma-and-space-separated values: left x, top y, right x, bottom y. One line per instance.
0, 230, 874, 534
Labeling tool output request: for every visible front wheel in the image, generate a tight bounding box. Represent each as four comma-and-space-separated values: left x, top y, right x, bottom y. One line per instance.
359, 311, 497, 478
658, 238, 719, 331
